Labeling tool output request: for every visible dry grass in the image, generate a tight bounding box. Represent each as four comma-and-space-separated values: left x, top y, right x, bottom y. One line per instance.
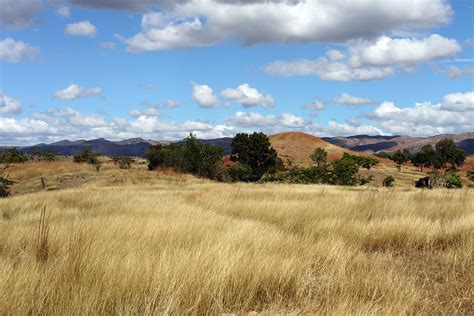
0, 163, 473, 314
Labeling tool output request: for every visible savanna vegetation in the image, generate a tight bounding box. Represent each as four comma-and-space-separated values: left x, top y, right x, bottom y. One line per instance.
0, 163, 473, 315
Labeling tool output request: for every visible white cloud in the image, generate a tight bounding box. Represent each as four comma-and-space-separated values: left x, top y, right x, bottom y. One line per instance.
124, 0, 452, 52
54, 84, 103, 101
192, 82, 220, 108
0, 38, 39, 63
440, 65, 474, 80
349, 34, 461, 68
441, 92, 474, 112
57, 6, 71, 18
325, 121, 384, 136
305, 100, 325, 111
0, 0, 41, 30
0, 92, 22, 115
225, 111, 305, 129
333, 93, 375, 105
65, 21, 97, 37
263, 57, 394, 81
128, 107, 160, 117
367, 93, 474, 136
221, 84, 274, 108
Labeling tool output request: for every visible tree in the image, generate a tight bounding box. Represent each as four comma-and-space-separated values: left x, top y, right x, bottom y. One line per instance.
73, 148, 98, 163
0, 148, 28, 163
445, 171, 462, 188
145, 145, 166, 170
310, 148, 328, 169
435, 138, 465, 170
230, 132, 278, 182
411, 144, 436, 172
332, 157, 359, 186
40, 150, 57, 161
392, 149, 411, 172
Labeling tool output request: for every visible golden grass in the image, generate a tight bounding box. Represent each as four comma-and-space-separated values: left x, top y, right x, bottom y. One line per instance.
0, 163, 473, 314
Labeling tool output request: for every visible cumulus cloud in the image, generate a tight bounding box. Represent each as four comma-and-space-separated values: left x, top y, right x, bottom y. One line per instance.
221, 84, 274, 108
333, 93, 375, 105
440, 92, 474, 112
65, 20, 97, 36
0, 92, 22, 115
225, 111, 305, 129
123, 0, 452, 52
367, 92, 474, 135
349, 34, 461, 68
192, 82, 220, 108
325, 121, 383, 136
440, 65, 474, 80
54, 84, 103, 100
0, 0, 41, 30
0, 38, 39, 63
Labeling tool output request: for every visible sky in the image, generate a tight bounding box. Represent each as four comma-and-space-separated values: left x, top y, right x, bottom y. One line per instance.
0, 0, 473, 146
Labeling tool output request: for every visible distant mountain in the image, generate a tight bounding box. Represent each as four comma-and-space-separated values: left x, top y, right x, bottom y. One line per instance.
2, 132, 472, 158
323, 132, 474, 155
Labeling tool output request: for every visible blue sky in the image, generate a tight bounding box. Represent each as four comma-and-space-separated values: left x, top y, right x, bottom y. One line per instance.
0, 0, 473, 145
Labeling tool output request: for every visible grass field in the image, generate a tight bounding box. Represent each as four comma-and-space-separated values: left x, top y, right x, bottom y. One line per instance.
1, 161, 473, 314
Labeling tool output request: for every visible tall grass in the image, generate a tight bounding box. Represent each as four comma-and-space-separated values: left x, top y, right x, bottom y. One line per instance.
0, 169, 473, 314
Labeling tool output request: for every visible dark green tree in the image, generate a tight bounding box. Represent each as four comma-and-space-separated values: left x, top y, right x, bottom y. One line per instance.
392, 149, 411, 172
382, 175, 395, 187
230, 132, 278, 182
0, 148, 28, 163
40, 150, 57, 161
435, 138, 466, 170
332, 157, 359, 186
145, 145, 166, 170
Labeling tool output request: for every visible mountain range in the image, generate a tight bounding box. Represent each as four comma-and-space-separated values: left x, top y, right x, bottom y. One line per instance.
1, 132, 472, 157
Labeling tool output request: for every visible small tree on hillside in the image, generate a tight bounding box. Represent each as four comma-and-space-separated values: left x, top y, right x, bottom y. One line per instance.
230, 132, 278, 182
311, 148, 328, 169
145, 145, 166, 170
40, 150, 57, 162
392, 149, 411, 172
435, 138, 466, 170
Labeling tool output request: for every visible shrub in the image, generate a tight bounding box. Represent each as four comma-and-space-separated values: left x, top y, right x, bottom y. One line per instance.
0, 148, 28, 164
73, 148, 99, 163
40, 150, 57, 161
0, 168, 14, 198
118, 157, 133, 169
445, 172, 462, 188
332, 157, 359, 186
228, 162, 254, 182
382, 176, 395, 187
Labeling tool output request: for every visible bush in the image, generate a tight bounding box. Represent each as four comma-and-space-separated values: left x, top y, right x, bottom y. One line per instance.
382, 176, 395, 187
228, 163, 254, 182
40, 150, 57, 161
332, 158, 359, 186
73, 148, 99, 163
260, 167, 321, 184
445, 172, 462, 188
118, 157, 133, 169
0, 148, 28, 164
145, 134, 223, 180
0, 168, 14, 198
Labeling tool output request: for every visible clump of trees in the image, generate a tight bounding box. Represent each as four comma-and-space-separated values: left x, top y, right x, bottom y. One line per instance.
73, 148, 102, 172
40, 150, 57, 161
145, 134, 223, 180
112, 156, 133, 169
0, 148, 28, 164
261, 148, 379, 186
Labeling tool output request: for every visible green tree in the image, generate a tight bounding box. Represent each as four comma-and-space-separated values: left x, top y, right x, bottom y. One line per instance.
230, 132, 278, 182
73, 148, 99, 163
0, 167, 14, 198
145, 145, 166, 170
392, 149, 411, 172
40, 150, 57, 161
0, 148, 28, 163
332, 157, 359, 186
310, 148, 328, 169
435, 138, 466, 170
